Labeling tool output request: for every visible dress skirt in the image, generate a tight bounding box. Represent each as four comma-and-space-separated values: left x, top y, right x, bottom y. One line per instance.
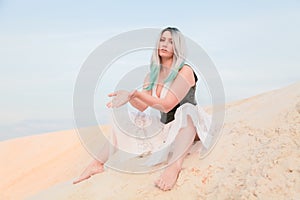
105, 103, 212, 171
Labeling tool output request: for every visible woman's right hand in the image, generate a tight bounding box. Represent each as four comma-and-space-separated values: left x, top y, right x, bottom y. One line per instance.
106, 90, 131, 108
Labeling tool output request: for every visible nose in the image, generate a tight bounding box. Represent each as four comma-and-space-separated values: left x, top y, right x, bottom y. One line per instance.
161, 41, 168, 48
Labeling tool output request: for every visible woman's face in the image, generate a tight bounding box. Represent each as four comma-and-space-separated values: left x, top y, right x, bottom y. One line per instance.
158, 30, 174, 59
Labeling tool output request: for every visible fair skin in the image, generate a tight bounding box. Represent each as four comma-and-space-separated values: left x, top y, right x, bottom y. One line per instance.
73, 30, 197, 191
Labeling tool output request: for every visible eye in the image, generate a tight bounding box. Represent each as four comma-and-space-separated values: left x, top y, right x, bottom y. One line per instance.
160, 38, 165, 42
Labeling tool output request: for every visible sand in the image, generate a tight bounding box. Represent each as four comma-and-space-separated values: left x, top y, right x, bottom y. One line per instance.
0, 82, 299, 200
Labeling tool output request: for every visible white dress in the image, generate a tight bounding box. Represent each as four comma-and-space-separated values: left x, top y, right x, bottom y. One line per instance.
107, 82, 212, 170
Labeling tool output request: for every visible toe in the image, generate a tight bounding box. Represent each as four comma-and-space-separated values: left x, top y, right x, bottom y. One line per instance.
155, 178, 162, 187
159, 180, 167, 191
164, 184, 171, 191
157, 179, 164, 190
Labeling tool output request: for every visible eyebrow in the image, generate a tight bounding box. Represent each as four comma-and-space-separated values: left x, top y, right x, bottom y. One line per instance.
160, 37, 172, 40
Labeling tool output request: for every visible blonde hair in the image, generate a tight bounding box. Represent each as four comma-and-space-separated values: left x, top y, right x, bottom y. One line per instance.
145, 27, 186, 90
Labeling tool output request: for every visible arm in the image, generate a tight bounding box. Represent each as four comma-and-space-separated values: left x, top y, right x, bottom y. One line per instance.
129, 90, 150, 112
131, 65, 195, 113
128, 73, 151, 112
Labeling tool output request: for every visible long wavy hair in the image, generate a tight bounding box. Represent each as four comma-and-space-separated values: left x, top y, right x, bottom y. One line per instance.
144, 27, 186, 90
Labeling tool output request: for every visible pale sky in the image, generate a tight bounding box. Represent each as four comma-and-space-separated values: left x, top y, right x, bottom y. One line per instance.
0, 0, 299, 140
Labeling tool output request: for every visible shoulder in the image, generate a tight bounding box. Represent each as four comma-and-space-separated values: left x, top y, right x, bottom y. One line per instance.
178, 64, 195, 86
179, 64, 194, 75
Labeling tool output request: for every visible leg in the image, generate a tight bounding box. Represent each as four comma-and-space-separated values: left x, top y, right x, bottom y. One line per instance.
73, 130, 117, 184
73, 158, 104, 184
155, 116, 196, 191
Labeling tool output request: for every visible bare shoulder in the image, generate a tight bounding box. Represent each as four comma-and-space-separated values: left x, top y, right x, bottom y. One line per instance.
179, 65, 194, 76
178, 65, 195, 86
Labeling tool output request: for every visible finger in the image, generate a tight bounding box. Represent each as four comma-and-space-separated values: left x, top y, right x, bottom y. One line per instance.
108, 92, 117, 97
106, 102, 112, 108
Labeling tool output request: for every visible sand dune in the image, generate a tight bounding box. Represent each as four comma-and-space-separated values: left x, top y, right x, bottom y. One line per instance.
1, 82, 299, 200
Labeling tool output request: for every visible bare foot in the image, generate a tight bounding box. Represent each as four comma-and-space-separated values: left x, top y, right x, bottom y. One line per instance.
73, 159, 104, 184
155, 162, 181, 191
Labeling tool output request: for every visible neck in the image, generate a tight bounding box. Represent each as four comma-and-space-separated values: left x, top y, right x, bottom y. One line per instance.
160, 57, 173, 72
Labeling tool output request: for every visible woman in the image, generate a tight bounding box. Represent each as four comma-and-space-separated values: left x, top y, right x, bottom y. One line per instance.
73, 27, 211, 191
